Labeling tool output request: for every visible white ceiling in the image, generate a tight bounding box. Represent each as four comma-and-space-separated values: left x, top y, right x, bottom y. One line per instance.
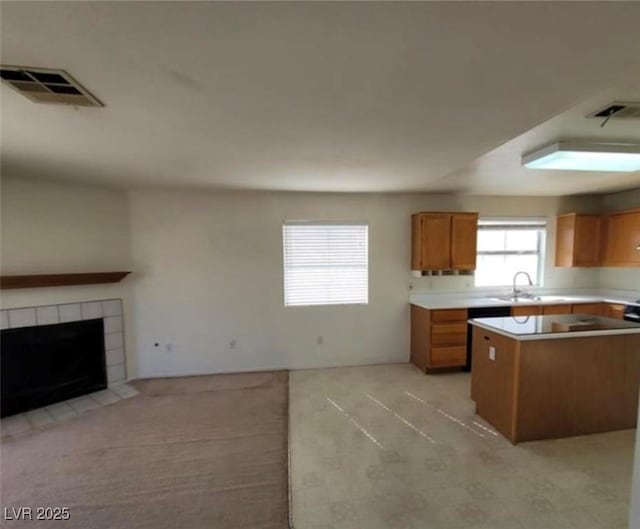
1, 2, 640, 195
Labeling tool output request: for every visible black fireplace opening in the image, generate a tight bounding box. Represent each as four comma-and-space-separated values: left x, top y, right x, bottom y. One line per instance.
1, 318, 107, 417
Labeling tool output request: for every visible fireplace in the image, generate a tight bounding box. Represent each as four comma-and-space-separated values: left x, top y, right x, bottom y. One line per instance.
1, 319, 107, 417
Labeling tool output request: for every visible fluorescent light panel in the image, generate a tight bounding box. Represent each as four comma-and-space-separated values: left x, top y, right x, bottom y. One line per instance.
523, 141, 640, 172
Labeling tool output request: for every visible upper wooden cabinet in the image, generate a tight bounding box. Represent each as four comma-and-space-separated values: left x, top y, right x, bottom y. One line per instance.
555, 208, 640, 268
451, 214, 479, 270
602, 209, 640, 267
555, 213, 601, 267
411, 212, 478, 271
412, 213, 451, 270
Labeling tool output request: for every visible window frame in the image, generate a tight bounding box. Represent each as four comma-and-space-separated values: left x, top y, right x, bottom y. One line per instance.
474, 218, 547, 288
282, 220, 369, 307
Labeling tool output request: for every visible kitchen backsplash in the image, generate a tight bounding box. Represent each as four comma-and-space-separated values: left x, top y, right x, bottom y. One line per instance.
409, 267, 601, 294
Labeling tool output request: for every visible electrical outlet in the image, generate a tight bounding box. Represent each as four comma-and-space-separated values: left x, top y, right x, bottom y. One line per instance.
489, 346, 496, 361
317, 336, 323, 345
229, 339, 237, 349
166, 343, 173, 353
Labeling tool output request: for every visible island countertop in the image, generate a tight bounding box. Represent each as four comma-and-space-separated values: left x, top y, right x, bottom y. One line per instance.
470, 314, 640, 341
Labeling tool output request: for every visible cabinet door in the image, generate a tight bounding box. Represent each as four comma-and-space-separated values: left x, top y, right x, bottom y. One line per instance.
607, 304, 626, 320
542, 304, 572, 315
451, 213, 479, 270
555, 214, 576, 267
603, 211, 640, 266
430, 346, 466, 368
572, 303, 604, 316
574, 215, 601, 266
419, 214, 451, 270
511, 305, 542, 317
555, 214, 601, 267
431, 309, 468, 322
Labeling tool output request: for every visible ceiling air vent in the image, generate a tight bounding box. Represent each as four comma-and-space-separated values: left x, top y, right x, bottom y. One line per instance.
587, 101, 640, 120
0, 66, 103, 107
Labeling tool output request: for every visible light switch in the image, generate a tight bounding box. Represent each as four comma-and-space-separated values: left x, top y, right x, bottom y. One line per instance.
489, 346, 496, 361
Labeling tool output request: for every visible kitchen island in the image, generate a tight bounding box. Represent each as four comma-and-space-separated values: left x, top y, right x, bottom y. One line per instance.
470, 314, 640, 444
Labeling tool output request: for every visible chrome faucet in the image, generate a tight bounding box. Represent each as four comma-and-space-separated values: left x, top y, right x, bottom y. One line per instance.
512, 271, 533, 300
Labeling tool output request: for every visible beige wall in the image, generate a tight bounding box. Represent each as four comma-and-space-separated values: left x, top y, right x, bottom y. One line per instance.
128, 189, 410, 377
2, 178, 638, 379
0, 177, 137, 377
1, 177, 131, 274
128, 188, 605, 377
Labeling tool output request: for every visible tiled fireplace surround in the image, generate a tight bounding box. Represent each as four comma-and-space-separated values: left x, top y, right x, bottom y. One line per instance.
0, 298, 127, 386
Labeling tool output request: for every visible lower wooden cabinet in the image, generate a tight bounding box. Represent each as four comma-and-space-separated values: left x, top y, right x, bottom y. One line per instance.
412, 300, 628, 375
572, 303, 605, 316
511, 305, 542, 317
541, 304, 572, 315
515, 303, 605, 317
606, 303, 626, 320
410, 306, 468, 371
430, 346, 467, 368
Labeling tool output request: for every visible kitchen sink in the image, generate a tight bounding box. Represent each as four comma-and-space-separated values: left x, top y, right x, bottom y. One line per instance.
492, 295, 568, 303
536, 296, 568, 302
493, 296, 540, 303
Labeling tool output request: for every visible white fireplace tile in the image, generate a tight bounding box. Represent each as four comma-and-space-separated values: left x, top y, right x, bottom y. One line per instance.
104, 332, 124, 351
104, 315, 123, 334
1, 414, 32, 436
91, 388, 121, 405
68, 396, 101, 414
106, 347, 125, 367
1, 310, 8, 329
81, 301, 103, 320
45, 402, 78, 422
8, 308, 36, 328
107, 363, 126, 383
36, 305, 59, 325
25, 408, 55, 428
110, 383, 139, 399
59, 303, 82, 323
102, 299, 122, 317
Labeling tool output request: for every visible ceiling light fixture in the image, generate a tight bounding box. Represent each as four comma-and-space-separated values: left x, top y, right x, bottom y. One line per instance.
522, 141, 640, 172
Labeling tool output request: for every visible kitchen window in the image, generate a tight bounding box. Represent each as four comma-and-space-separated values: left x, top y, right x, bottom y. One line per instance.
474, 219, 546, 287
283, 222, 369, 306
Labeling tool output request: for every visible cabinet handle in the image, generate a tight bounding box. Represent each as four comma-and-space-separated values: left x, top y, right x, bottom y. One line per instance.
484, 335, 490, 341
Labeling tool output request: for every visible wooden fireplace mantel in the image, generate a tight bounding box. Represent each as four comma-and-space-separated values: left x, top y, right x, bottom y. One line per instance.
0, 272, 131, 290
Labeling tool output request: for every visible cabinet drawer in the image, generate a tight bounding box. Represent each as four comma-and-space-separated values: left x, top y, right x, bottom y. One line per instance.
431, 322, 467, 334
431, 332, 467, 346
572, 303, 603, 316
430, 346, 466, 368
431, 309, 468, 322
541, 304, 572, 315
511, 305, 542, 317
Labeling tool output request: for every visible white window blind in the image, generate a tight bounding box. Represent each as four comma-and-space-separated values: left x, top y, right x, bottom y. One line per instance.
474, 218, 546, 287
283, 222, 369, 307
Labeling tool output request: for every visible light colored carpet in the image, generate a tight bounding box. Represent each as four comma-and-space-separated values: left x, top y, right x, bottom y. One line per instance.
1, 371, 290, 529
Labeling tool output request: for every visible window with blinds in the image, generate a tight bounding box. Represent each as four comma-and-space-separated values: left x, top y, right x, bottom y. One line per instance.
283, 222, 369, 307
474, 218, 546, 287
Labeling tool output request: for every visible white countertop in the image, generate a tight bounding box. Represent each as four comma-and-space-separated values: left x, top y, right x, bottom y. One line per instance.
409, 289, 640, 310
470, 315, 640, 341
